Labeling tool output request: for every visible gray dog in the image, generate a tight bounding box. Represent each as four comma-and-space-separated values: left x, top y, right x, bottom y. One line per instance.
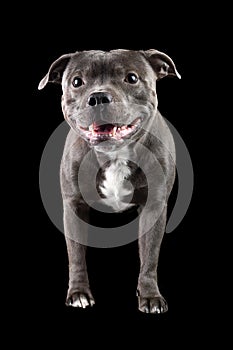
39, 49, 180, 313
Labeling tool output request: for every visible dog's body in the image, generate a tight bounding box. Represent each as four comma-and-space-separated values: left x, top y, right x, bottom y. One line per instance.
39, 49, 180, 313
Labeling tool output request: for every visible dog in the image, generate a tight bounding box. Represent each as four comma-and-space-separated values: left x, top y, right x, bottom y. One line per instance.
38, 49, 180, 313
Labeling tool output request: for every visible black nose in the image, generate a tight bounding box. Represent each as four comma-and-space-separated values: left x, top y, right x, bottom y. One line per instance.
88, 92, 113, 106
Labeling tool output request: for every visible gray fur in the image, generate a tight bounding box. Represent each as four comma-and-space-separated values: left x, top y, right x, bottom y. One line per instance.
39, 49, 180, 313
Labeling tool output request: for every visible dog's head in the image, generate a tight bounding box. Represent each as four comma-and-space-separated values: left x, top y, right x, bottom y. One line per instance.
39, 49, 180, 151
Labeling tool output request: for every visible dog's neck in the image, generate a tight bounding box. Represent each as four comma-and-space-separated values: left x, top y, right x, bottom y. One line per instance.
94, 143, 134, 166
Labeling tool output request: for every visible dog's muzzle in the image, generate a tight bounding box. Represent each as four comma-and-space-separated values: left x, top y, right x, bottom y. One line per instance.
68, 100, 151, 146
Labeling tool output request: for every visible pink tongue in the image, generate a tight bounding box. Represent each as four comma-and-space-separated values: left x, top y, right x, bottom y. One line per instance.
93, 123, 114, 134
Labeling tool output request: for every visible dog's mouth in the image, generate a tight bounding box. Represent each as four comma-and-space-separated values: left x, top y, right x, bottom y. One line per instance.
77, 117, 141, 143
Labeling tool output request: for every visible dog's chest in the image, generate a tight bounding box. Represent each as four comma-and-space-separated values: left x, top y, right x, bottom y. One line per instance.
99, 158, 134, 212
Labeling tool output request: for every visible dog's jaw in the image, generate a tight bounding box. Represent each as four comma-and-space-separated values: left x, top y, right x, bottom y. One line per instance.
76, 117, 142, 146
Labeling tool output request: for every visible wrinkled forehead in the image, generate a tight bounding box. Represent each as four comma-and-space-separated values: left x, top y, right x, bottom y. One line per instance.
65, 50, 152, 78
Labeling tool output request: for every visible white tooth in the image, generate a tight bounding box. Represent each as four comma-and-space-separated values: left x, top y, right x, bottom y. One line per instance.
113, 126, 117, 136
109, 133, 112, 137
92, 130, 95, 136
118, 127, 121, 131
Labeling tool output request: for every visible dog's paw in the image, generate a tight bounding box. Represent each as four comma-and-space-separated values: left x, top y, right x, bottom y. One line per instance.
66, 292, 95, 309
138, 295, 168, 314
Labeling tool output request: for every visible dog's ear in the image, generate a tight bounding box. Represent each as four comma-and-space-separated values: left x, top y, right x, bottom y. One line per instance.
38, 53, 74, 90
142, 49, 181, 80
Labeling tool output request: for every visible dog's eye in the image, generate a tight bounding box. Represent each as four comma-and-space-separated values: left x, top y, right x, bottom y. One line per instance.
125, 73, 139, 84
72, 77, 84, 88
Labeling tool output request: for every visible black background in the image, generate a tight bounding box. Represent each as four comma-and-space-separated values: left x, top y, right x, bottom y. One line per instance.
16, 6, 216, 346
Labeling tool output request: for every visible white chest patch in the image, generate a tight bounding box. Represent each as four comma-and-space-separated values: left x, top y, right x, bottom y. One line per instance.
100, 159, 134, 212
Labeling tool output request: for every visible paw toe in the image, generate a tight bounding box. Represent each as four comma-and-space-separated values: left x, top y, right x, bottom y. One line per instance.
138, 296, 168, 314
66, 292, 95, 308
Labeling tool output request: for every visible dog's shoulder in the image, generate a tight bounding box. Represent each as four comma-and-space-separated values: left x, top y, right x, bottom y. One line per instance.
145, 111, 176, 162
62, 129, 90, 161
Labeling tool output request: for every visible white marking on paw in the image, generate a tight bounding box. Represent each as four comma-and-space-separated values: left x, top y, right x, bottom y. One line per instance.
80, 294, 89, 308
90, 299, 95, 306
151, 306, 160, 313
72, 299, 82, 307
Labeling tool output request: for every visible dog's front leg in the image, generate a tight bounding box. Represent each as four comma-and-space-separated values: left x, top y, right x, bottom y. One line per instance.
137, 206, 168, 314
63, 200, 95, 308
